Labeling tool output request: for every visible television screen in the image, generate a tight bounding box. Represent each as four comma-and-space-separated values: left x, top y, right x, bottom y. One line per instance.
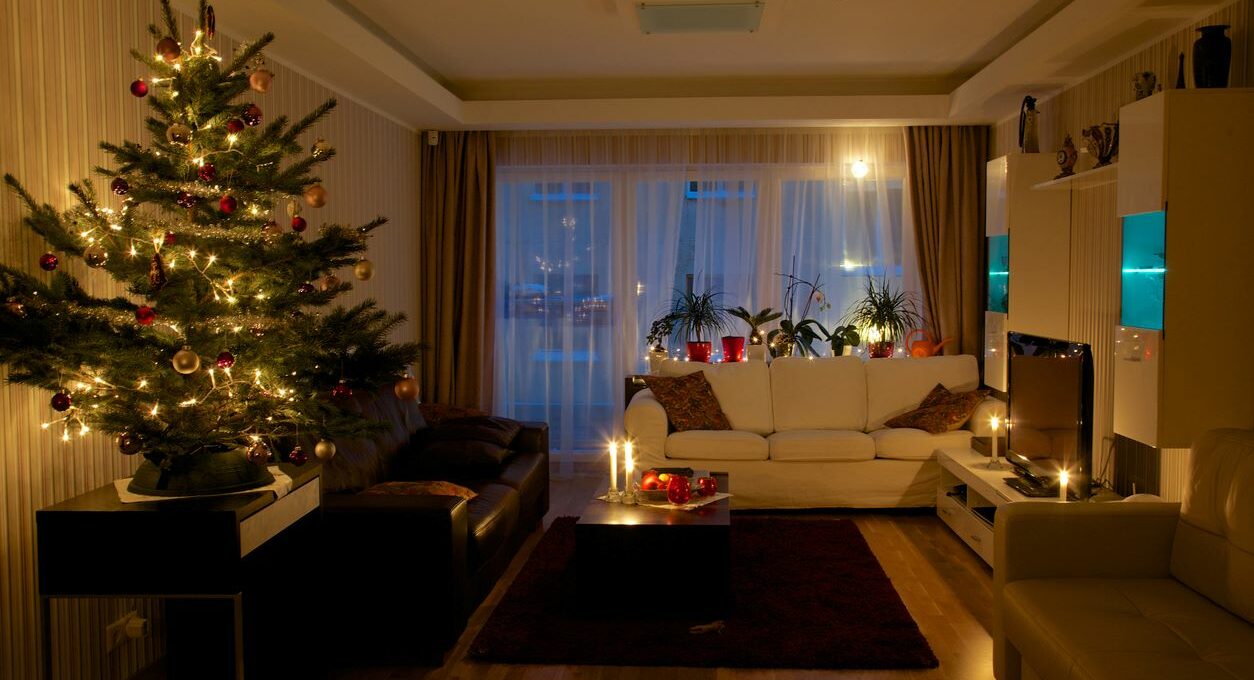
1006, 332, 1093, 498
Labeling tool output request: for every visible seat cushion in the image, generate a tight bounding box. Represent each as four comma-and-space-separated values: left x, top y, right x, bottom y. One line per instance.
462, 483, 521, 570
659, 359, 773, 435
869, 428, 972, 461
865, 356, 979, 430
665, 430, 768, 461
769, 356, 867, 431
494, 451, 547, 512
767, 430, 875, 462
1003, 577, 1254, 680
643, 371, 732, 432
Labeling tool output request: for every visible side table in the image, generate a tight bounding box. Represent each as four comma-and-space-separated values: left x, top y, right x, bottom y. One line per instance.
36, 463, 321, 679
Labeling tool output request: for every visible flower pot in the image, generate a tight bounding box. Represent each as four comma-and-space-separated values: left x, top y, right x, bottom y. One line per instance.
686, 341, 713, 363
747, 344, 768, 361
127, 448, 274, 497
721, 336, 746, 362
868, 341, 895, 358
1193, 25, 1231, 88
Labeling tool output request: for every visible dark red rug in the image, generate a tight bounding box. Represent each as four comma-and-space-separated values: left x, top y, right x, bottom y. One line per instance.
470, 516, 938, 670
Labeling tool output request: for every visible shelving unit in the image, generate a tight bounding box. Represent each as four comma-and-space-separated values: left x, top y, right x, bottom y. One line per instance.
1032, 162, 1117, 191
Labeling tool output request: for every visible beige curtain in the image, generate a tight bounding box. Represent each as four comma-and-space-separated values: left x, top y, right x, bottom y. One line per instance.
419, 131, 496, 410
905, 126, 988, 356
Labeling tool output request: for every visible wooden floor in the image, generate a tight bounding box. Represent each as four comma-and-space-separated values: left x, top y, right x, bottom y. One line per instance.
333, 470, 996, 680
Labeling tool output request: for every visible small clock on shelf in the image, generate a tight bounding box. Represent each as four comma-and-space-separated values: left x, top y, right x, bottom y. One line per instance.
1055, 134, 1078, 179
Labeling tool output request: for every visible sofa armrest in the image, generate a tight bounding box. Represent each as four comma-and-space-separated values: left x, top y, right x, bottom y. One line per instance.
994, 501, 1180, 586
321, 493, 471, 660
511, 421, 549, 457
625, 389, 668, 467
968, 397, 1006, 437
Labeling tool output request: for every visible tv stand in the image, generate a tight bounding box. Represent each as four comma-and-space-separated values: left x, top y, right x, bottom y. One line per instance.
936, 448, 1066, 566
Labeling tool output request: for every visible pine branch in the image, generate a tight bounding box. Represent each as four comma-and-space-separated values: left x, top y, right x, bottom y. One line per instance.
158, 0, 180, 43
225, 33, 275, 75
283, 99, 337, 143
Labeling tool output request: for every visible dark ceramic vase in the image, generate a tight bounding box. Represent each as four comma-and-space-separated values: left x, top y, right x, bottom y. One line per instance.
1193, 25, 1231, 88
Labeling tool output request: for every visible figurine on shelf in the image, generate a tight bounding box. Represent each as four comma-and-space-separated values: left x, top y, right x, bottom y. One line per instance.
1055, 134, 1079, 179
1018, 95, 1040, 153
1082, 123, 1119, 168
1133, 71, 1157, 100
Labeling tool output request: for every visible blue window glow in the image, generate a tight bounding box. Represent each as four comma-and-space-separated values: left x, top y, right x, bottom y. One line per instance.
988, 234, 1009, 313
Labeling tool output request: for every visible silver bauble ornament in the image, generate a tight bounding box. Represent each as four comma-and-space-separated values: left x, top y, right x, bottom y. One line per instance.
246, 440, 271, 465
165, 123, 192, 146
83, 245, 109, 268
314, 439, 337, 460
320, 274, 341, 292
353, 259, 374, 281
172, 346, 201, 374
311, 138, 332, 158
286, 198, 302, 217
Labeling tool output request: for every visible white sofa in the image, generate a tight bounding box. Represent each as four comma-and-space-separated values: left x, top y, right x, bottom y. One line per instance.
625, 355, 1002, 509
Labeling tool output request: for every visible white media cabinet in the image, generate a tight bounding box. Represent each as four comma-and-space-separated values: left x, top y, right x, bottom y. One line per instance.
935, 448, 1065, 566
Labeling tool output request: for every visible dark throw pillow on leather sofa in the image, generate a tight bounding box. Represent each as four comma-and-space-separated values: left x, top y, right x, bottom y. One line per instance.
417, 416, 524, 472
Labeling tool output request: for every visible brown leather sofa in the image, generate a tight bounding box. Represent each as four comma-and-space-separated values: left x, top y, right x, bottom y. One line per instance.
993, 428, 1254, 680
314, 390, 549, 664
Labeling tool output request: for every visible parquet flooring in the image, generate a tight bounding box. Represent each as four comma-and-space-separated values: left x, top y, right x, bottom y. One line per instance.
332, 468, 995, 680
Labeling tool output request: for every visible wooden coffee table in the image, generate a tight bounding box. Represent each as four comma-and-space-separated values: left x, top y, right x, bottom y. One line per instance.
575, 473, 730, 615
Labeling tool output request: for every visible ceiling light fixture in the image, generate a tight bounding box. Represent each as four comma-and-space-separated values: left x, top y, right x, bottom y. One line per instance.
637, 2, 765, 35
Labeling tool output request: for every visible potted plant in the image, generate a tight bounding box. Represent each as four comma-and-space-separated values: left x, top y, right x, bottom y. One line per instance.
768, 267, 830, 358
729, 306, 782, 361
644, 312, 677, 372
669, 287, 730, 363
826, 323, 861, 356
843, 277, 923, 358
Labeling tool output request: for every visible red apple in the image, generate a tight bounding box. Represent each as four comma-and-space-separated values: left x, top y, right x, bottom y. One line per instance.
640, 470, 661, 491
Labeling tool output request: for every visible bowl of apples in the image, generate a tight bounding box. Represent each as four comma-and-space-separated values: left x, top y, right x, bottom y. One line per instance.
637, 468, 696, 503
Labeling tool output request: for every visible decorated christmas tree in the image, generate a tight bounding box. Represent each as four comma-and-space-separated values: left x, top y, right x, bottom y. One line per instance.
0, 0, 419, 495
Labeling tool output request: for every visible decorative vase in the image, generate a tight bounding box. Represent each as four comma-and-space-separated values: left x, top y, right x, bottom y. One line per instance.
686, 341, 713, 363
667, 476, 692, 505
126, 448, 275, 497
721, 336, 745, 362
1019, 96, 1039, 153
646, 348, 669, 374
697, 476, 718, 497
868, 341, 895, 358
1193, 25, 1231, 88
746, 343, 768, 361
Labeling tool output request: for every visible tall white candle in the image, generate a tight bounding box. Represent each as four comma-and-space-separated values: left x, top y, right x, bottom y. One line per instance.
990, 416, 1001, 462
1058, 469, 1069, 502
608, 440, 618, 493
624, 441, 634, 490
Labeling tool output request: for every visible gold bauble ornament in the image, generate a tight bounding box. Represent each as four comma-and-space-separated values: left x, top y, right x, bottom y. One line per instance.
286, 198, 302, 217
353, 259, 374, 281
314, 439, 337, 461
320, 274, 341, 292
83, 244, 109, 268
310, 138, 332, 158
393, 376, 419, 401
262, 220, 284, 241
156, 37, 181, 64
248, 69, 274, 93
304, 184, 327, 208
172, 346, 201, 374
246, 440, 271, 465
165, 123, 192, 146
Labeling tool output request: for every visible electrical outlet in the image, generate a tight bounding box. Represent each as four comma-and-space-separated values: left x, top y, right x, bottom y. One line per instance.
105, 610, 140, 652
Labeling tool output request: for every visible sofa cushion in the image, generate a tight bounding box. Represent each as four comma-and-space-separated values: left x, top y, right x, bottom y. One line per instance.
1003, 577, 1254, 680
1171, 428, 1254, 625
423, 440, 513, 471
869, 428, 972, 461
767, 430, 875, 462
865, 356, 980, 430
659, 359, 773, 435
429, 416, 522, 447
361, 480, 477, 500
769, 356, 867, 432
665, 430, 768, 461
463, 482, 521, 571
884, 386, 988, 434
643, 371, 732, 432
493, 451, 547, 514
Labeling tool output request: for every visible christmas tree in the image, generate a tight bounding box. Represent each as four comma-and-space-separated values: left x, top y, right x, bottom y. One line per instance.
0, 0, 419, 494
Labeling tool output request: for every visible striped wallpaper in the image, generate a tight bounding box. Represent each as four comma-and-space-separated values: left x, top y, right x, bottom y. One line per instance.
991, 0, 1251, 496
0, 1, 419, 678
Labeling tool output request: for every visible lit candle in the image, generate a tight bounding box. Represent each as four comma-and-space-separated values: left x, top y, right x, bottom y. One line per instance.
609, 440, 618, 493
624, 441, 634, 490
1059, 469, 1069, 502
990, 416, 1001, 462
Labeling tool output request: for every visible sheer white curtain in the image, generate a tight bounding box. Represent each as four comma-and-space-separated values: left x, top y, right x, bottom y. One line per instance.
494, 129, 914, 454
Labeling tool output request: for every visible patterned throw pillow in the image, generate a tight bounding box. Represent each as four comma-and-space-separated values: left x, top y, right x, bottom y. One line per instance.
643, 371, 732, 432
361, 480, 478, 500
886, 385, 989, 434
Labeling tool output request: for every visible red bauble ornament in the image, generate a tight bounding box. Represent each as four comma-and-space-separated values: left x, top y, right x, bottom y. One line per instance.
109, 177, 129, 195
50, 392, 72, 412
215, 350, 235, 369
135, 305, 156, 326
246, 440, 270, 465
129, 79, 149, 97
163, 231, 176, 246
290, 216, 307, 232
241, 104, 263, 127
225, 118, 245, 133
176, 191, 198, 208
331, 380, 352, 398
288, 445, 308, 466
297, 282, 315, 295
219, 194, 237, 214
117, 432, 143, 455
39, 252, 59, 271
697, 476, 718, 498
198, 162, 217, 182
667, 476, 692, 505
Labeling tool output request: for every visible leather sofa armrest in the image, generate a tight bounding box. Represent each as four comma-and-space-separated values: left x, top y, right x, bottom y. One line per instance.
968, 397, 1006, 437
994, 501, 1180, 586
511, 421, 549, 458
625, 389, 668, 467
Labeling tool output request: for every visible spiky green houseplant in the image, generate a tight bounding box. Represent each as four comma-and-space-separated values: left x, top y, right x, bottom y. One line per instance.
843, 277, 923, 357
669, 288, 729, 361
0, 1, 418, 494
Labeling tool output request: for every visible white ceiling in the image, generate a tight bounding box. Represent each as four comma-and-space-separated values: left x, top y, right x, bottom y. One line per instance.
181, 0, 1235, 129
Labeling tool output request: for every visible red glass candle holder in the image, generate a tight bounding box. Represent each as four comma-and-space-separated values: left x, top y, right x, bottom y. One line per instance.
667, 476, 692, 505
721, 336, 746, 362
697, 476, 718, 497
